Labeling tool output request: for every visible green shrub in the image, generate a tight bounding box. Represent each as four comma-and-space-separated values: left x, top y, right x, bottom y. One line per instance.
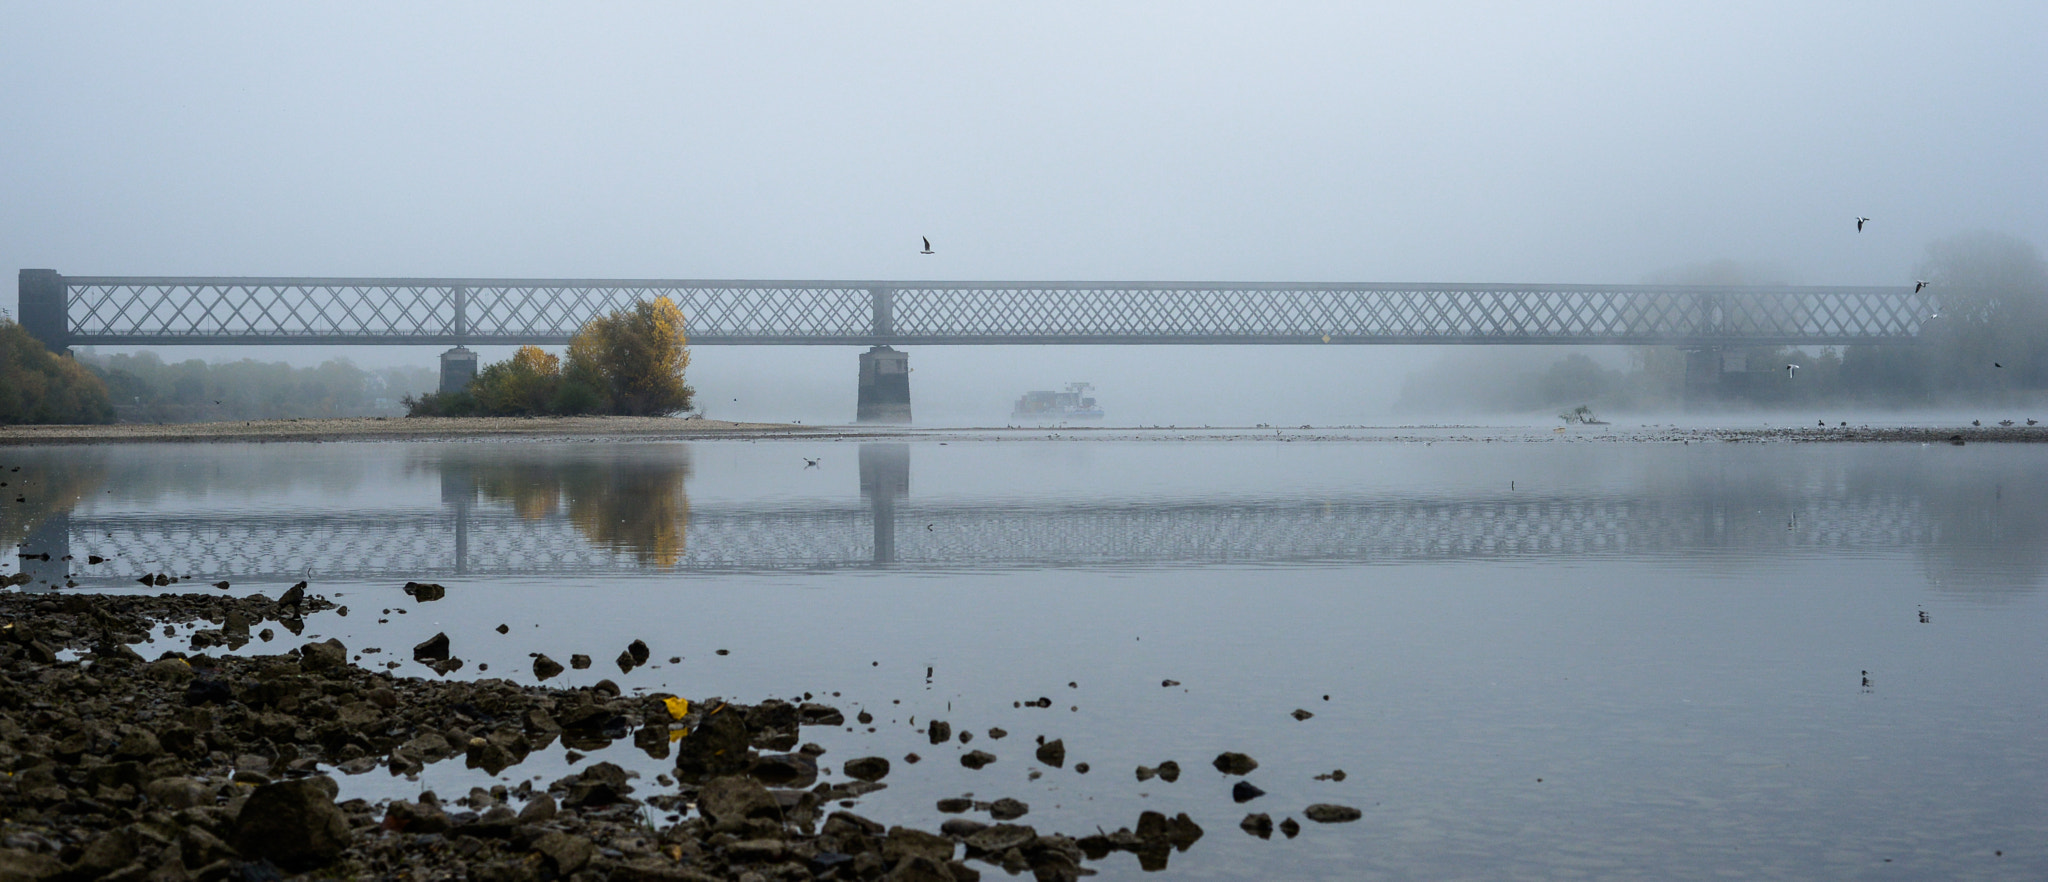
0, 320, 114, 425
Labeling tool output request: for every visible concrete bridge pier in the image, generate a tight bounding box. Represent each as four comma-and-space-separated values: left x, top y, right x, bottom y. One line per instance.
439, 346, 478, 394
857, 346, 912, 424
1683, 347, 1725, 407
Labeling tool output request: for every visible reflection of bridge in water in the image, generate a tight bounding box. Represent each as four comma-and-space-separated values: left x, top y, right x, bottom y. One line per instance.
22, 444, 1944, 587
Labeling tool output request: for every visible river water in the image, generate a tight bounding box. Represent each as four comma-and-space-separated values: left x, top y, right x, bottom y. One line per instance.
7, 433, 2047, 880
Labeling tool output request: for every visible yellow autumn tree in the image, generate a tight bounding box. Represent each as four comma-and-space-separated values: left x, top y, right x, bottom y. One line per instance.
566, 296, 694, 416
469, 345, 562, 415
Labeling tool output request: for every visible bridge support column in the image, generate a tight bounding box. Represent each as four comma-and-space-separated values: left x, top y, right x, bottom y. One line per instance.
439, 346, 478, 394
17, 269, 68, 355
856, 346, 911, 424
1682, 347, 1725, 408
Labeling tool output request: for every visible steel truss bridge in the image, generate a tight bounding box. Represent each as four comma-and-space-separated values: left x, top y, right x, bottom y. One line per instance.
19, 270, 1933, 348
23, 492, 1935, 589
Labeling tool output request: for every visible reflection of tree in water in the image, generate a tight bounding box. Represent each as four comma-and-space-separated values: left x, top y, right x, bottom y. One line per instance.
465, 449, 693, 568
1, 450, 106, 552
1890, 458, 2048, 601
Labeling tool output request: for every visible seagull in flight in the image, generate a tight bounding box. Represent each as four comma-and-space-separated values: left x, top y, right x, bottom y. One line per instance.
1915, 280, 1929, 293
803, 458, 820, 469
1785, 364, 1801, 377
1856, 217, 1870, 232
920, 237, 934, 255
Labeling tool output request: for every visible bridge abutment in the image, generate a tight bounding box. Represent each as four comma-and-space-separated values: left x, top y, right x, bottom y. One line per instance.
857, 346, 912, 424
16, 269, 68, 355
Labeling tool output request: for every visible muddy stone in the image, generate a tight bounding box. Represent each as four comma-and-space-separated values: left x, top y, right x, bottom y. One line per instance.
570, 654, 592, 670
1240, 813, 1274, 838
1304, 803, 1363, 823
1232, 781, 1266, 803
927, 719, 952, 745
229, 776, 351, 870
960, 750, 996, 770
1213, 752, 1258, 775
989, 798, 1030, 820
844, 756, 892, 782
412, 631, 450, 661
1035, 738, 1066, 769
533, 653, 564, 681
403, 581, 446, 601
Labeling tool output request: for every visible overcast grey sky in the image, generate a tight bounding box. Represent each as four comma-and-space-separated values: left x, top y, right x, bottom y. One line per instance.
6, 3, 2045, 423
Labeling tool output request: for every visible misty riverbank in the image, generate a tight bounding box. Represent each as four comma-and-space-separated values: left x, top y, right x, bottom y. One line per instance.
6, 416, 2048, 446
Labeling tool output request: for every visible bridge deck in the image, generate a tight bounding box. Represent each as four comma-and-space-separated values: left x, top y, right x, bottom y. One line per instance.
23, 272, 1932, 347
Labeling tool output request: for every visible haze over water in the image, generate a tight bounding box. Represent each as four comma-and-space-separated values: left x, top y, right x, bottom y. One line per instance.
10, 435, 2047, 879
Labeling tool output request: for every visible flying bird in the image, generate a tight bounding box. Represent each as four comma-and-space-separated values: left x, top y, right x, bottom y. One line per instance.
1994, 362, 2003, 368
920, 237, 934, 255
802, 458, 819, 469
1856, 217, 1870, 232
1915, 280, 1929, 293
1785, 364, 1800, 377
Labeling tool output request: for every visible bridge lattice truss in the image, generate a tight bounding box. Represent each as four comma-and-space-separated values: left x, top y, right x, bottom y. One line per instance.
53, 276, 1933, 346
44, 494, 1933, 586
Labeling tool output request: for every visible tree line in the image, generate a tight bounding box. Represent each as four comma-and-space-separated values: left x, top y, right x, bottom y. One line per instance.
1395, 231, 2048, 414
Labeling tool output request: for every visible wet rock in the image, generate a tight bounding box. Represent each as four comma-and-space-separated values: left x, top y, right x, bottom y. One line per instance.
1035, 738, 1066, 769
798, 702, 845, 726
674, 706, 753, 779
843, 756, 891, 782
1291, 708, 1314, 721
529, 830, 598, 875
278, 581, 306, 608
1313, 769, 1347, 782
615, 648, 640, 674
883, 826, 957, 865
532, 654, 564, 681
1240, 813, 1274, 838
626, 639, 650, 666
989, 798, 1029, 820
412, 632, 450, 662
1278, 817, 1301, 838
936, 797, 973, 813
383, 800, 453, 834
569, 654, 592, 670
144, 776, 210, 810
697, 776, 780, 829
402, 581, 446, 602
229, 776, 350, 871
1213, 752, 1258, 775
299, 637, 346, 672
515, 793, 557, 824
1231, 781, 1266, 803
883, 854, 956, 882
747, 752, 818, 788
496, 623, 509, 634
963, 823, 1037, 855
927, 719, 952, 745
143, 657, 195, 683
1156, 760, 1181, 782
960, 750, 996, 770
1304, 803, 1362, 823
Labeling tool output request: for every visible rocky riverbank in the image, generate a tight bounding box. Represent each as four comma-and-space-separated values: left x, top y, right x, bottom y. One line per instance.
0, 593, 1323, 881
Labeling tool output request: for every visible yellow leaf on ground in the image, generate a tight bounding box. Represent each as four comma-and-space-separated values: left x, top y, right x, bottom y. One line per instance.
663, 696, 689, 719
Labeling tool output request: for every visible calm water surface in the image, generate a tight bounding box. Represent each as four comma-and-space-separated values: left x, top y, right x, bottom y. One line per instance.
7, 436, 2047, 880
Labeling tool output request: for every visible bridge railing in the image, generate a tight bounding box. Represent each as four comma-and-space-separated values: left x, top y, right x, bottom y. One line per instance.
20, 270, 1932, 347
